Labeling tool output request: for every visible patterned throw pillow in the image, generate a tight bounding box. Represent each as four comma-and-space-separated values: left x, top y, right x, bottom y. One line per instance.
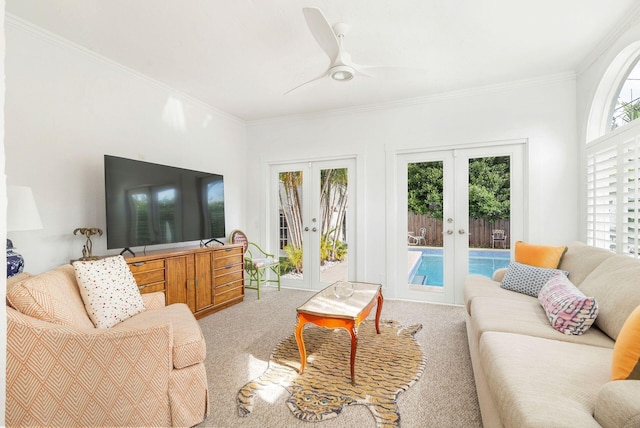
538, 273, 599, 335
73, 255, 145, 328
500, 261, 569, 297
612, 305, 640, 380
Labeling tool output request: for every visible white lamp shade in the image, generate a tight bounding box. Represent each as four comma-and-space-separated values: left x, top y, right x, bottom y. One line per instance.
7, 185, 43, 232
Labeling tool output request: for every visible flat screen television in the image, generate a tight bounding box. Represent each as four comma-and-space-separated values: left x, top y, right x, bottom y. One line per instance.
104, 155, 225, 251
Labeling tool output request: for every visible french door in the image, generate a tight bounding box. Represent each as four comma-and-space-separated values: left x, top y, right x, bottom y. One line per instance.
270, 158, 356, 291
393, 143, 525, 305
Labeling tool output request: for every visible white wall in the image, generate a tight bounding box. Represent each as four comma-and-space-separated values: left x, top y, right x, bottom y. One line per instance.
247, 76, 578, 291
5, 20, 248, 274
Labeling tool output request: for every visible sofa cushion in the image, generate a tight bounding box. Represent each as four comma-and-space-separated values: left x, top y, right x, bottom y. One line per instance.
73, 256, 146, 329
558, 242, 615, 287
470, 296, 614, 348
578, 255, 640, 340
611, 305, 640, 380
538, 273, 599, 335
480, 331, 612, 428
6, 265, 94, 328
500, 261, 568, 297
118, 303, 206, 369
463, 274, 535, 314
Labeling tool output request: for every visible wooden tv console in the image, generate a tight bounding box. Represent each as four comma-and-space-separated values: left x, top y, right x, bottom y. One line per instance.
124, 244, 244, 319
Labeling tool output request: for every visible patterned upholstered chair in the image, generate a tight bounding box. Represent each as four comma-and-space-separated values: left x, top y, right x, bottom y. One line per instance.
5, 265, 209, 427
229, 229, 281, 299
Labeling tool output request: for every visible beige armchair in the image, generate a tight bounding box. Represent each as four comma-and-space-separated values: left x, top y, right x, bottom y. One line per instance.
5, 265, 209, 427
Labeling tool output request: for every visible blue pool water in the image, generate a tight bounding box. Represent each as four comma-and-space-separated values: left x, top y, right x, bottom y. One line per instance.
408, 249, 510, 286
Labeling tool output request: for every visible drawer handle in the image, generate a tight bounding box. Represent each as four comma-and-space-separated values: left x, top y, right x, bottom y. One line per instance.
225, 265, 233, 269
138, 284, 147, 290
225, 248, 232, 252
132, 262, 146, 267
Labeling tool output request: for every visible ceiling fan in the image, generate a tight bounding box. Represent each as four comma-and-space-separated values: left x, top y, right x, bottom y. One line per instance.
285, 7, 421, 95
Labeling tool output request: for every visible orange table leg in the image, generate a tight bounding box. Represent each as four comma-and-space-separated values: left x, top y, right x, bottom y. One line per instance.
348, 323, 357, 385
295, 316, 307, 375
375, 290, 383, 334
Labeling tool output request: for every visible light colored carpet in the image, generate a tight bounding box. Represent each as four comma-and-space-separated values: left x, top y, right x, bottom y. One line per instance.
196, 286, 482, 428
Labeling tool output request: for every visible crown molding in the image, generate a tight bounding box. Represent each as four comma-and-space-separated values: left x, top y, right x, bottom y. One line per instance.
6, 13, 246, 126
577, 4, 640, 75
248, 71, 576, 126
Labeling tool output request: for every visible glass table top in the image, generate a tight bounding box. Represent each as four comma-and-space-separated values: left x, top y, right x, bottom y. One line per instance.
296, 281, 382, 320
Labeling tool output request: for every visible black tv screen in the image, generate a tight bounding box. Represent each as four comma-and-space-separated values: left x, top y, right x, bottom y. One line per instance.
104, 155, 225, 250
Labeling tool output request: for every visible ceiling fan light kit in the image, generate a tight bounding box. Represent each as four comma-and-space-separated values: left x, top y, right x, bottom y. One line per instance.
330, 65, 355, 81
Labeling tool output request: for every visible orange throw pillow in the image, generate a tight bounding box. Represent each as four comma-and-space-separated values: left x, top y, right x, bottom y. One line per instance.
515, 241, 567, 269
612, 305, 640, 380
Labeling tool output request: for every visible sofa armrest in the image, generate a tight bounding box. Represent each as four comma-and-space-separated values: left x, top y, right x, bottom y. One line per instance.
6, 307, 173, 427
142, 291, 166, 310
493, 268, 507, 282
594, 380, 640, 428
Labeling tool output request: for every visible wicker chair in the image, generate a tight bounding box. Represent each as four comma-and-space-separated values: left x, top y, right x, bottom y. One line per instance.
229, 230, 281, 299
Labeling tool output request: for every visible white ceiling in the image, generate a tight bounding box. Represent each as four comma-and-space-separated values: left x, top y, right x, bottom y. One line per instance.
6, 1, 640, 121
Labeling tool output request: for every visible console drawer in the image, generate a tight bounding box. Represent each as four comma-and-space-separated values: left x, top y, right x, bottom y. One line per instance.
132, 269, 166, 286
213, 247, 244, 268
215, 284, 243, 306
128, 259, 165, 273
215, 279, 243, 295
137, 281, 166, 294
214, 269, 243, 286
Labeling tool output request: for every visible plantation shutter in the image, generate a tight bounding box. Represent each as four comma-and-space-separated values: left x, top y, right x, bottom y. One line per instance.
587, 119, 640, 257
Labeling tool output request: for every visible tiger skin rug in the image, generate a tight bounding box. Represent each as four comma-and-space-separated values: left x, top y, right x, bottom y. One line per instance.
237, 320, 426, 428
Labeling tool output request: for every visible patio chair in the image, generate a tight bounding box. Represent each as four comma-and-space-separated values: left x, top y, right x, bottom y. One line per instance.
408, 227, 426, 246
491, 229, 507, 248
229, 230, 281, 299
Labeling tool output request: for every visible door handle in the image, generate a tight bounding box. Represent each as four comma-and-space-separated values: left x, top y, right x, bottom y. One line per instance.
304, 227, 309, 231
312, 227, 317, 232
458, 229, 466, 235
446, 230, 453, 235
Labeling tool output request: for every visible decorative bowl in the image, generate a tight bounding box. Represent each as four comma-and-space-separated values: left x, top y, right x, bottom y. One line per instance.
333, 281, 354, 299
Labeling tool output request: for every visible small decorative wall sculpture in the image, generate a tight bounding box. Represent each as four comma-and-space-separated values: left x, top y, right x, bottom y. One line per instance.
73, 227, 103, 260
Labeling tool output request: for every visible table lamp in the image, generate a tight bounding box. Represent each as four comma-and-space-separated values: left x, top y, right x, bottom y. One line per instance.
7, 185, 43, 277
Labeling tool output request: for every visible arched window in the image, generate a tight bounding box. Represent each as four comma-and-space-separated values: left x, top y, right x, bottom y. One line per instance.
611, 59, 640, 130
586, 43, 640, 257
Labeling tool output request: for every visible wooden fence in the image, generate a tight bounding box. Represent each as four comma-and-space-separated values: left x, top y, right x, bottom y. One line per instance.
408, 213, 510, 248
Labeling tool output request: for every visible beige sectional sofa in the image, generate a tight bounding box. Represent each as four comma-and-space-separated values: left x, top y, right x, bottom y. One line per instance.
464, 242, 640, 428
5, 264, 209, 427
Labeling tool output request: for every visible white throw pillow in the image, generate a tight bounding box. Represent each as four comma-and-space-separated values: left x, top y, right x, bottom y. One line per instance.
73, 255, 145, 328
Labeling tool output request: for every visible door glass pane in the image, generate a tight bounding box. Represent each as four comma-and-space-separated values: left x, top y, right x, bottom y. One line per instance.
319, 168, 349, 283
467, 156, 511, 278
407, 161, 444, 287
279, 171, 304, 281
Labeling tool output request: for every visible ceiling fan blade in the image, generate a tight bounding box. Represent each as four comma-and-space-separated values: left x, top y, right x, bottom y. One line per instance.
303, 7, 339, 60
284, 71, 327, 95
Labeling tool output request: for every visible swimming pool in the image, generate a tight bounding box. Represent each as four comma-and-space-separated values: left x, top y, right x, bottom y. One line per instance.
408, 248, 510, 286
